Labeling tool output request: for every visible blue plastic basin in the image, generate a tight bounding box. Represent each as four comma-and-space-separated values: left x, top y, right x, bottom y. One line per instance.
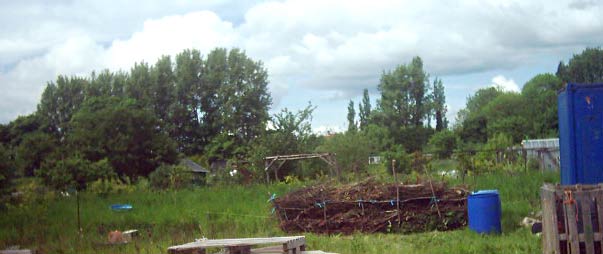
110, 204, 133, 211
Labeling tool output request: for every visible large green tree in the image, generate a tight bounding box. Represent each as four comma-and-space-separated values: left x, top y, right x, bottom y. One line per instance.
216, 48, 271, 142
480, 92, 529, 143
376, 56, 434, 151
37, 76, 88, 137
126, 62, 152, 106
521, 73, 563, 138
456, 87, 503, 144
68, 97, 178, 178
378, 56, 430, 128
150, 56, 176, 127
201, 48, 271, 160
557, 47, 603, 83
172, 49, 203, 154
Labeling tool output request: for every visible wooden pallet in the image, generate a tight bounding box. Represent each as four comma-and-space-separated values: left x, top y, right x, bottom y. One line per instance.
167, 236, 307, 254
542, 184, 603, 254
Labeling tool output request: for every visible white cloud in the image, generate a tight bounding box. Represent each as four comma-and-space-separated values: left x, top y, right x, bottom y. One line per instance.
106, 11, 237, 70
313, 125, 344, 135
1, 0, 603, 124
491, 75, 520, 92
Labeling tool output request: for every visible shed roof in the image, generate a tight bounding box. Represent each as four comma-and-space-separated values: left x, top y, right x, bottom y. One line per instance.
180, 159, 210, 173
521, 138, 559, 149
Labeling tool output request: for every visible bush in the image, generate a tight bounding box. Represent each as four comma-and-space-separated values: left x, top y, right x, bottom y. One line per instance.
149, 164, 193, 190
87, 177, 135, 197
428, 130, 459, 159
37, 156, 115, 190
382, 144, 411, 174
316, 131, 372, 175
149, 164, 171, 189
0, 144, 15, 203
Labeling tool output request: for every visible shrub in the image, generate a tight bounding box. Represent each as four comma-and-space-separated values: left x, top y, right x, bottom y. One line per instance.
428, 130, 459, 159
87, 177, 135, 197
316, 131, 372, 175
149, 164, 193, 190
382, 144, 411, 174
149, 164, 171, 189
37, 156, 115, 190
0, 144, 15, 203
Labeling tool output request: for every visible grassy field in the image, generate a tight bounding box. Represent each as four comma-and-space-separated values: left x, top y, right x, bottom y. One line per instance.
0, 169, 559, 254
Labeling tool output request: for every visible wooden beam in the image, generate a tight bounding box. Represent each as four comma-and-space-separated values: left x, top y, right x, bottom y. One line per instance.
264, 158, 279, 171
274, 160, 287, 180
263, 153, 338, 179
264, 153, 334, 161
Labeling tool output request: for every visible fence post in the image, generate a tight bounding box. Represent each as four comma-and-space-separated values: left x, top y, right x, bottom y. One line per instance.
392, 159, 400, 228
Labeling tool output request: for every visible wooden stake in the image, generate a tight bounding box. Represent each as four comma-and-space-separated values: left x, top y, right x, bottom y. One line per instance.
77, 190, 81, 236
392, 159, 401, 227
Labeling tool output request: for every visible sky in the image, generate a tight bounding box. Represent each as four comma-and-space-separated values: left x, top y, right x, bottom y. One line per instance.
1, 0, 602, 133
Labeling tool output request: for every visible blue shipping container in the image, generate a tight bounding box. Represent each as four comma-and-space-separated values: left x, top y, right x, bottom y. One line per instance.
558, 83, 603, 184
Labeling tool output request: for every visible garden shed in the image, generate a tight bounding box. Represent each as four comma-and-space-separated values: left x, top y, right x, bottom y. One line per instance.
180, 159, 210, 186
521, 138, 559, 171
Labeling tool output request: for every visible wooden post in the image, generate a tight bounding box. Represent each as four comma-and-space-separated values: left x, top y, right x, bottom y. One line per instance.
322, 193, 328, 234
539, 149, 543, 172
76, 190, 81, 236
392, 159, 400, 228
523, 148, 527, 172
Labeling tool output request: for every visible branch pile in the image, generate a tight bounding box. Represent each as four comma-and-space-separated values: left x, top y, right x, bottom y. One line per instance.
272, 180, 468, 234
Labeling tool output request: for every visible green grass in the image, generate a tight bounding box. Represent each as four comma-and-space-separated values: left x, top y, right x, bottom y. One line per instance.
0, 168, 559, 254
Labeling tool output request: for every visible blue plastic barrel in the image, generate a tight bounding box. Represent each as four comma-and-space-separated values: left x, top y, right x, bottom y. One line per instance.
468, 190, 501, 234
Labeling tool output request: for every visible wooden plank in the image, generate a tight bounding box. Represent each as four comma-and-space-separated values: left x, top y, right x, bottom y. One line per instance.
580, 192, 595, 254
559, 232, 603, 241
542, 185, 551, 253
168, 237, 305, 253
596, 188, 603, 238
565, 190, 580, 254
551, 189, 561, 253
559, 186, 571, 253
542, 185, 561, 254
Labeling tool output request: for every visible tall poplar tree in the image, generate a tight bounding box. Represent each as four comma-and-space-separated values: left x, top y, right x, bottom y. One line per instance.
347, 100, 356, 132
358, 89, 371, 130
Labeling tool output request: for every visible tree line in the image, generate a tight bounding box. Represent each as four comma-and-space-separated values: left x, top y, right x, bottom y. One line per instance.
323, 47, 603, 174
0, 48, 271, 190
1, 47, 603, 195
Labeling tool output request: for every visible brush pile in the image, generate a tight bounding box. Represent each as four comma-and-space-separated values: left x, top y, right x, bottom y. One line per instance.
272, 180, 468, 234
